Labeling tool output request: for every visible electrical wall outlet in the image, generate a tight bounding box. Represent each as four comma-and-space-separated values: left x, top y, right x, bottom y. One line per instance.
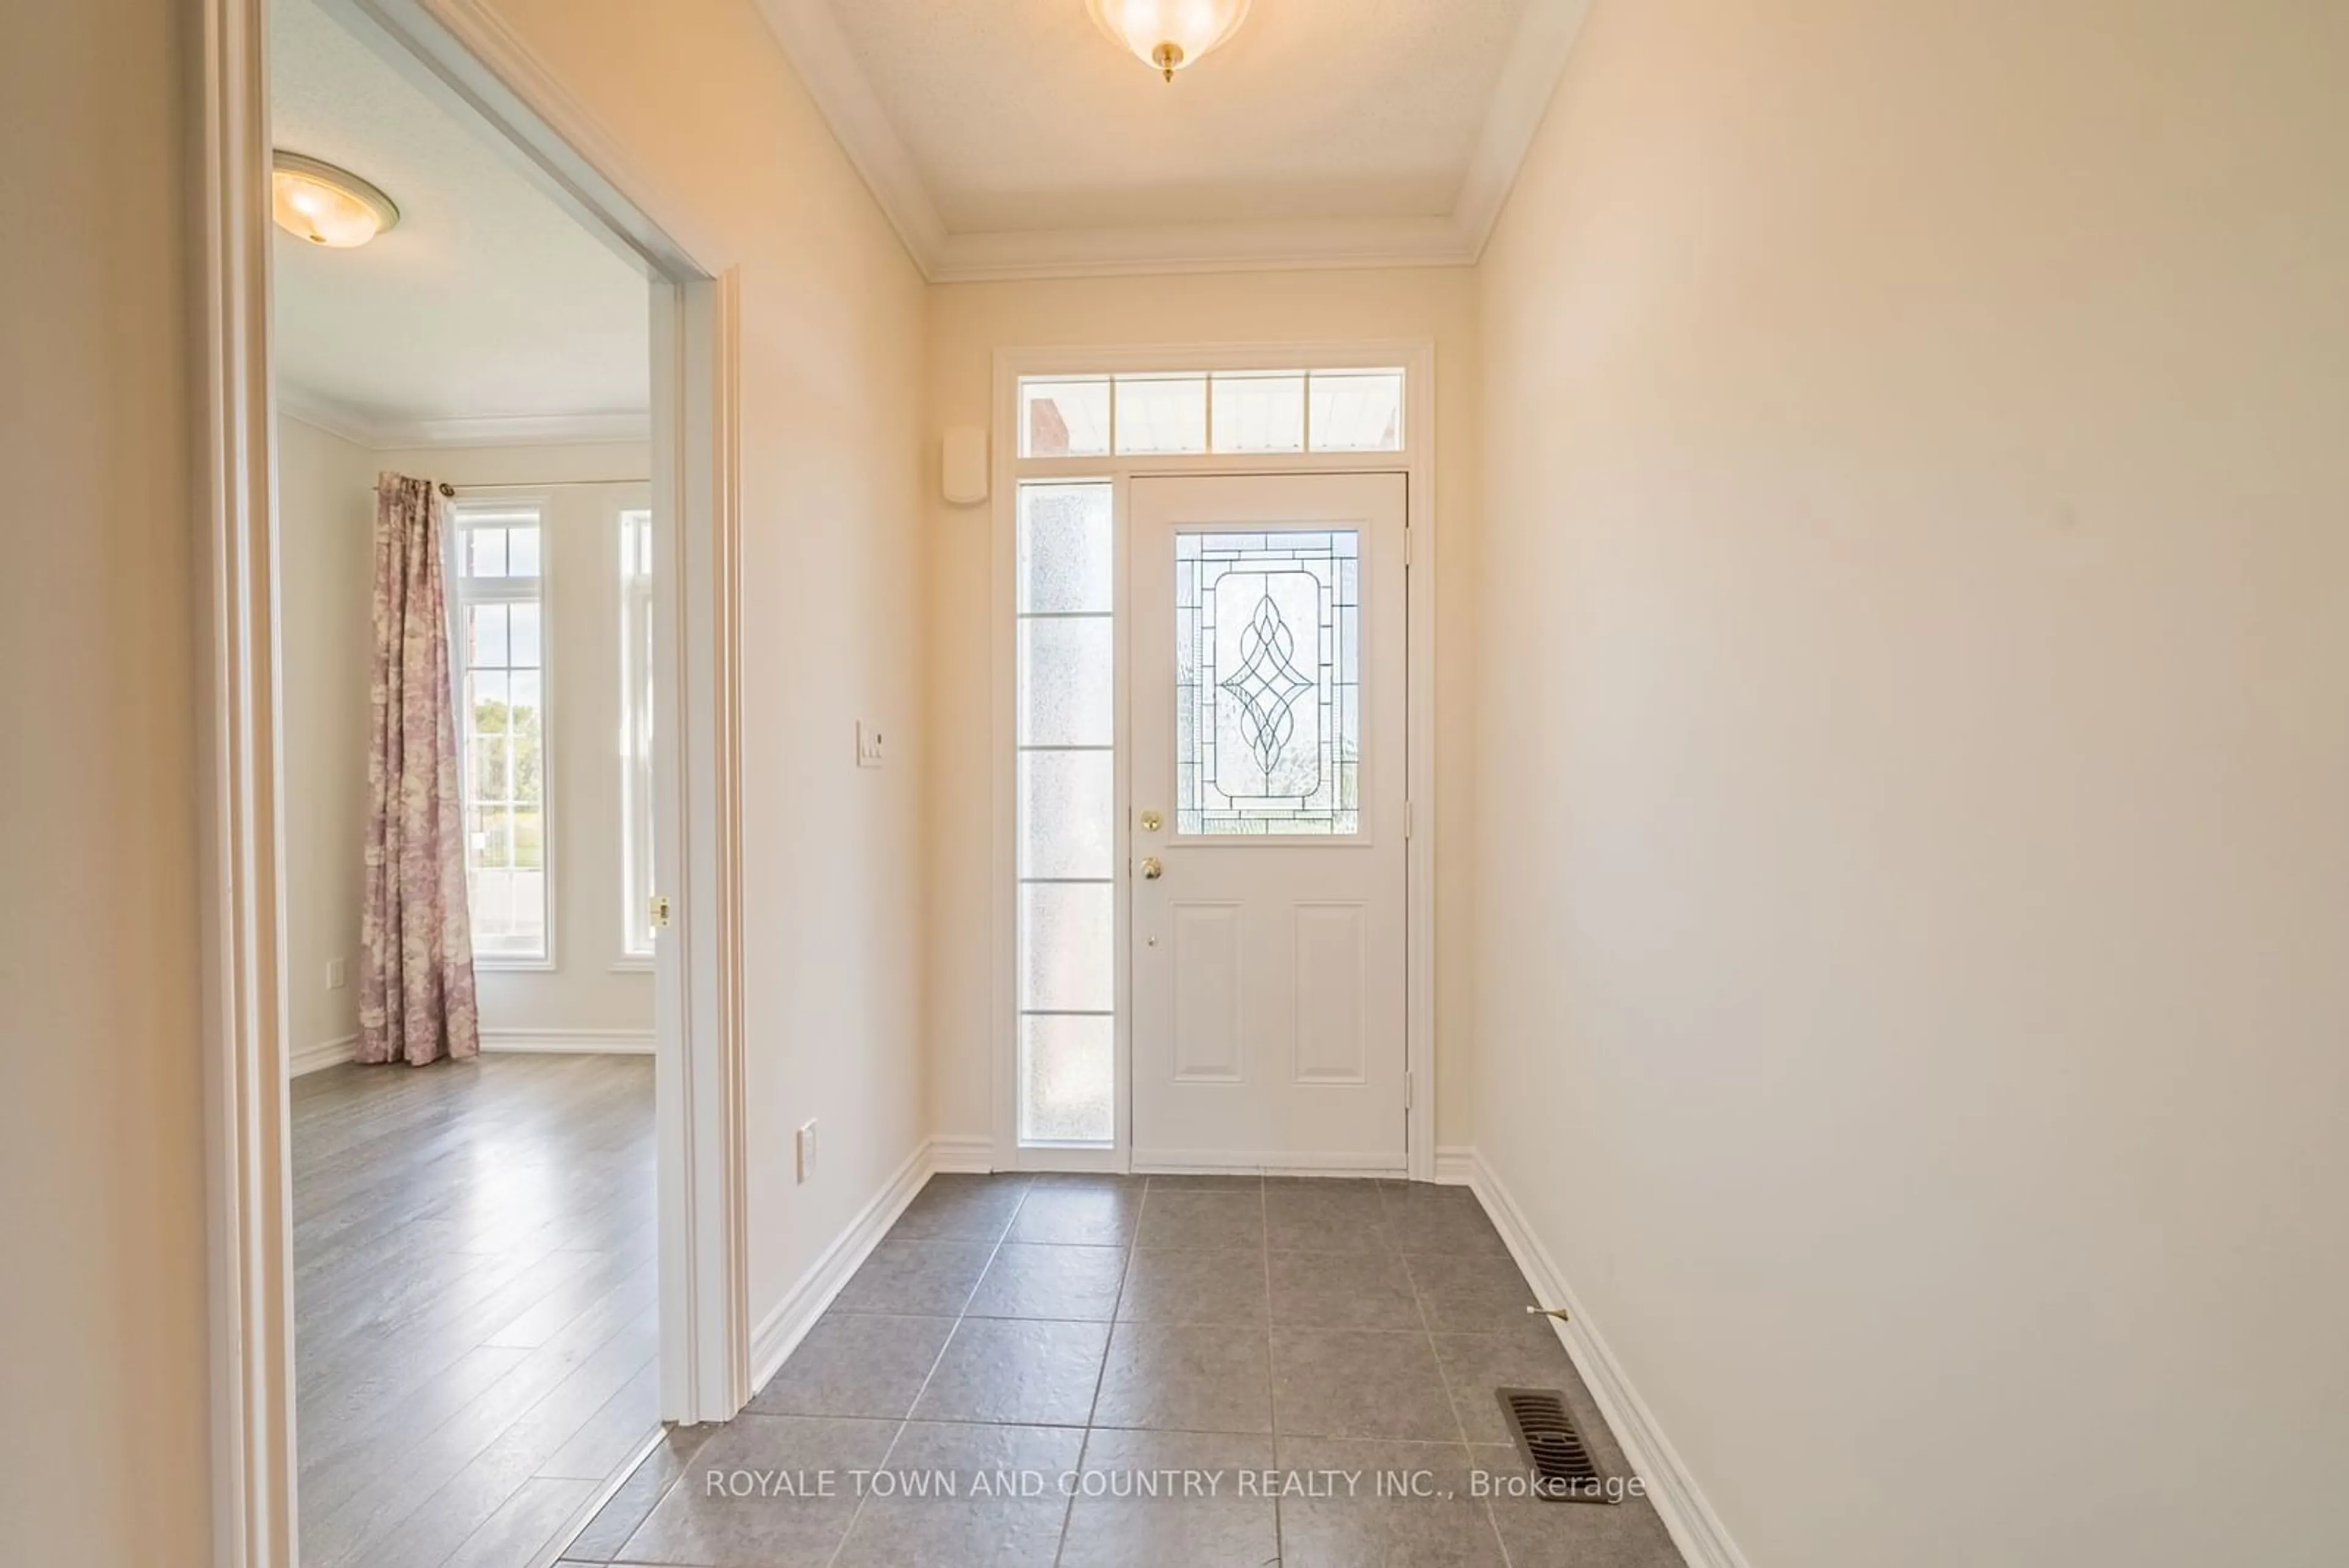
796, 1119, 817, 1183
856, 721, 886, 768
327, 957, 348, 991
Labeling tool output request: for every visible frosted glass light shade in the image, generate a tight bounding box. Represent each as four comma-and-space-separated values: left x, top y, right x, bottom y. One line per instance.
1085, 0, 1253, 81
270, 152, 399, 248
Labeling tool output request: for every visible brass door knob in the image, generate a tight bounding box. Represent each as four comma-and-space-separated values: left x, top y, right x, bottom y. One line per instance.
1139, 810, 1163, 832
1140, 856, 1164, 880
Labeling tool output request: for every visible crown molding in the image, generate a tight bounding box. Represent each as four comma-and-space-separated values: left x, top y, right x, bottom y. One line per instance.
273, 384, 649, 450
274, 385, 382, 447
1455, 0, 1595, 260
932, 213, 1479, 284
392, 410, 651, 447
751, 0, 948, 273
749, 0, 1592, 283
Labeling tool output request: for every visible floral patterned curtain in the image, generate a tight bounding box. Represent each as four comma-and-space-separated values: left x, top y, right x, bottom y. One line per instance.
357, 474, 481, 1066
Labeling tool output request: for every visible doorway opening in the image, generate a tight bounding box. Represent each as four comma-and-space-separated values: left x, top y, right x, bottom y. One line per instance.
200, 0, 747, 1562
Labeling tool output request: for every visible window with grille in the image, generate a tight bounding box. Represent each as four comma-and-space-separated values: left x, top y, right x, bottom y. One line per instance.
451, 502, 551, 964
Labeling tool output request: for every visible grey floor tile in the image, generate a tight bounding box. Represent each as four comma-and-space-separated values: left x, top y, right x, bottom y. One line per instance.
1403, 1249, 1545, 1335
1274, 1435, 1508, 1567
1008, 1179, 1143, 1246
1135, 1189, 1264, 1250
1430, 1326, 1614, 1452
1092, 1321, 1272, 1435
615, 1413, 895, 1567
828, 1238, 995, 1317
1058, 1429, 1277, 1568
1378, 1183, 1511, 1256
1271, 1326, 1460, 1442
831, 1421, 1083, 1568
965, 1243, 1129, 1321
1267, 1249, 1425, 1331
1143, 1173, 1263, 1192
558, 1423, 714, 1562
747, 1312, 954, 1419
888, 1174, 1032, 1242
1469, 1444, 1686, 1567
909, 1317, 1110, 1427
1115, 1248, 1269, 1328
1263, 1182, 1393, 1252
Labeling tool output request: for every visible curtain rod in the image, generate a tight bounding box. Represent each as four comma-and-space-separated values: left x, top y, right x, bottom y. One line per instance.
437, 478, 650, 493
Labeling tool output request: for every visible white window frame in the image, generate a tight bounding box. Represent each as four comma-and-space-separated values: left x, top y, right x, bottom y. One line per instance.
618, 505, 658, 967
989, 341, 1439, 1178
450, 492, 558, 971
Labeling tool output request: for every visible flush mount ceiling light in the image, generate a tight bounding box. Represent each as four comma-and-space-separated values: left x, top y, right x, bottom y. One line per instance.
270, 152, 399, 248
1085, 0, 1253, 82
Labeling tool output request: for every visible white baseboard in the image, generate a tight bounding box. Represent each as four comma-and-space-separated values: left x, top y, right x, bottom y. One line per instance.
1433, 1144, 1478, 1184
289, 1033, 357, 1077
1132, 1147, 1408, 1176
928, 1134, 996, 1173
478, 1028, 656, 1055
746, 1135, 960, 1395
1455, 1147, 1750, 1568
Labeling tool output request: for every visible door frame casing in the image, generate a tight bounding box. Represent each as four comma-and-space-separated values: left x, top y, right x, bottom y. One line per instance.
196, 3, 749, 1565
987, 340, 1439, 1181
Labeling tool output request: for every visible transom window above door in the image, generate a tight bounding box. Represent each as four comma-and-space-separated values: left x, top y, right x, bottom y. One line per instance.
1020, 367, 1406, 459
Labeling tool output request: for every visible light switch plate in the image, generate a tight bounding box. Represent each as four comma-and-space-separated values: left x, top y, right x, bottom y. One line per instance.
795, 1120, 817, 1182
327, 957, 348, 991
856, 721, 886, 768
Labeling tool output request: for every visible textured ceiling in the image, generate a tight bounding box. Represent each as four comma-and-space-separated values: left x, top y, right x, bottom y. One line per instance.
269, 0, 647, 439
826, 0, 1535, 235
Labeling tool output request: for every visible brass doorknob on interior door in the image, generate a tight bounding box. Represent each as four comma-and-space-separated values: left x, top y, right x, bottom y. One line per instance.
1140, 857, 1164, 880
1139, 809, 1163, 832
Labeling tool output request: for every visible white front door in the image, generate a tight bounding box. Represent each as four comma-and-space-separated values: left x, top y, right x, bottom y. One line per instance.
1129, 472, 1409, 1170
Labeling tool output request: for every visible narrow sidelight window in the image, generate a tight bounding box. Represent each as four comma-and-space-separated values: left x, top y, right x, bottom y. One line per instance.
1015, 480, 1116, 1144
451, 502, 551, 963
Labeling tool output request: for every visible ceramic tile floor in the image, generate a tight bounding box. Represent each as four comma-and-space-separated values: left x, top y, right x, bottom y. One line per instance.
557, 1174, 1687, 1567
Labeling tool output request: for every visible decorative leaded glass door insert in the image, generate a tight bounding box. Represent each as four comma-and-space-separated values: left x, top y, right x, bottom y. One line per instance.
1177, 531, 1360, 836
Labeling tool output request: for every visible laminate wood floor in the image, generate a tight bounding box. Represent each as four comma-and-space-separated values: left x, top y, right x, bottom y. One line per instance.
293, 1052, 657, 1568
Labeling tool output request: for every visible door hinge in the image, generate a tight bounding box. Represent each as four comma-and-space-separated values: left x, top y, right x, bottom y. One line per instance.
1403, 526, 1414, 567
1404, 1072, 1414, 1109
1404, 800, 1416, 842
650, 894, 673, 929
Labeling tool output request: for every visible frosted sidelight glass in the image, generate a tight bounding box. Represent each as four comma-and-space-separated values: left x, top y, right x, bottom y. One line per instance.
1019, 617, 1115, 746
1014, 478, 1117, 1146
1020, 883, 1115, 1013
1022, 1016, 1114, 1144
1019, 483, 1114, 612
1020, 750, 1115, 880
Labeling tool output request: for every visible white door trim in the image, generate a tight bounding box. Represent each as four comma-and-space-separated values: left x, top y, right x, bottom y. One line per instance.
196, 4, 748, 1564
987, 341, 1439, 1183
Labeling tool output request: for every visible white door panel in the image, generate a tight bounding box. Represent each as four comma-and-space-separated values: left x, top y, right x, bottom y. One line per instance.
1130, 472, 1408, 1170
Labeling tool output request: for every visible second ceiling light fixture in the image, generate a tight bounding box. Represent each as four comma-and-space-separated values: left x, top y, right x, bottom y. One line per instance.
1085, 0, 1253, 83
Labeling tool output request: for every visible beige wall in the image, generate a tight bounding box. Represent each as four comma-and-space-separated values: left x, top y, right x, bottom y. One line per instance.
924, 270, 1481, 1147
0, 0, 214, 1561
491, 0, 930, 1321
277, 415, 377, 1057
1472, 2, 2349, 1565
371, 442, 656, 1042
